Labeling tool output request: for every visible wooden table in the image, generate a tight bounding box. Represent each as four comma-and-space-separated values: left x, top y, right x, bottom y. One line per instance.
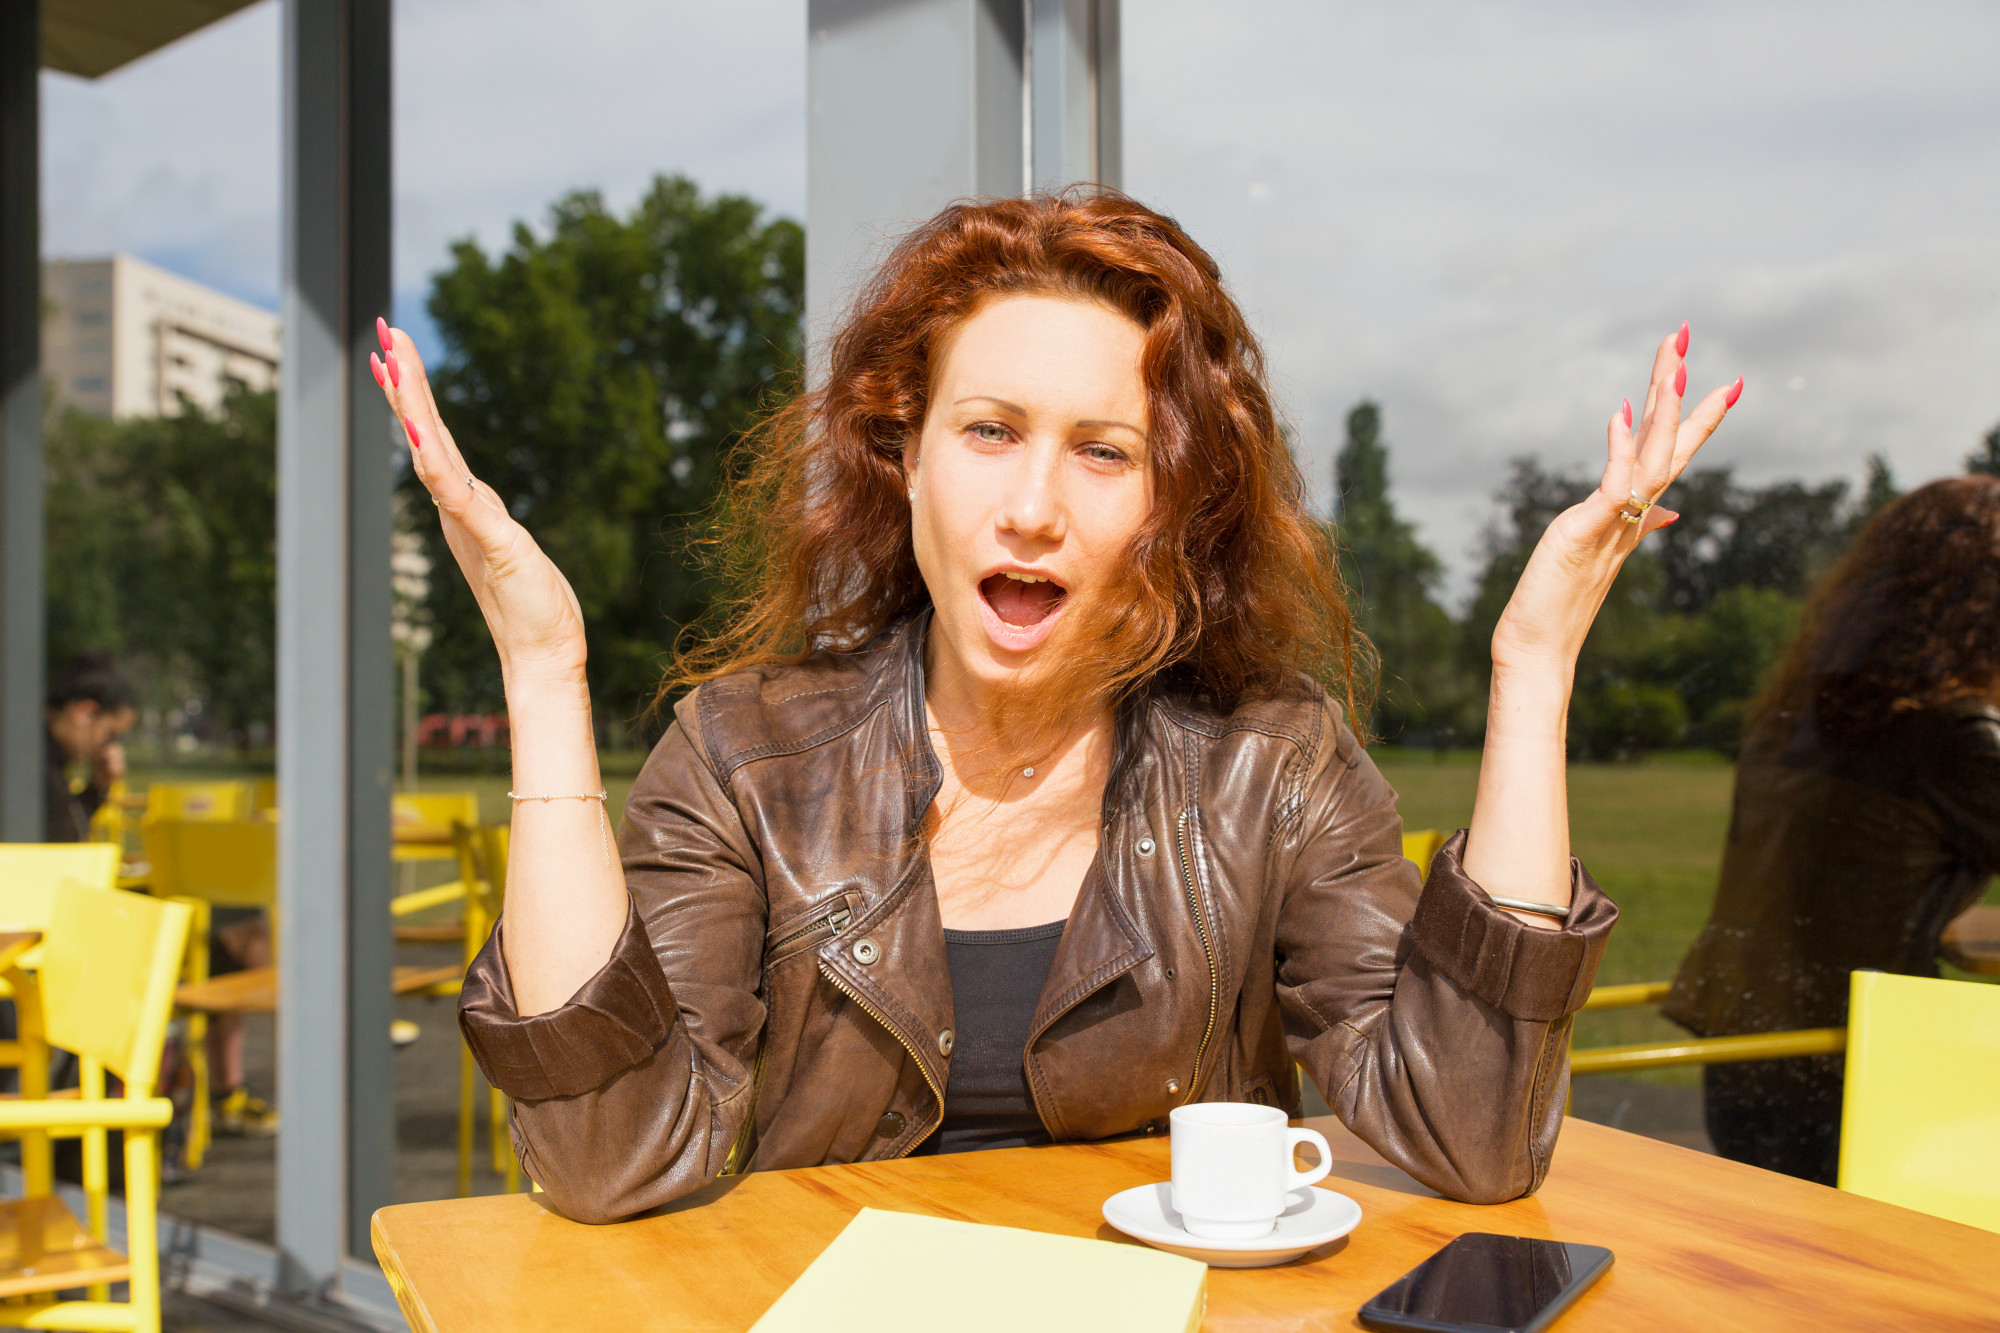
1941, 904, 2000, 975
174, 963, 461, 1013
370, 1114, 2000, 1331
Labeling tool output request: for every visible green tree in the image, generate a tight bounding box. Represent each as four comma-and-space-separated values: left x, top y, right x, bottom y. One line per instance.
46, 390, 278, 743
419, 175, 804, 741
1331, 402, 1467, 742
1968, 422, 2000, 477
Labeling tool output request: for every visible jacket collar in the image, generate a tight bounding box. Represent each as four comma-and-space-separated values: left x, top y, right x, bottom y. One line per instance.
866, 609, 1155, 1053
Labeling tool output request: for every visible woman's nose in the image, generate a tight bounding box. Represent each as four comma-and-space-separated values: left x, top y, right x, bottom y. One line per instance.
997, 447, 1067, 542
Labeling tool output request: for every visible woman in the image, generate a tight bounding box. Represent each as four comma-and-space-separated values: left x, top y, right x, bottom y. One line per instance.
376, 191, 1738, 1224
1665, 476, 2000, 1185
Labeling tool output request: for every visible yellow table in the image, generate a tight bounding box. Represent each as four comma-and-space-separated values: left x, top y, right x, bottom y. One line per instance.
371, 1113, 2000, 1331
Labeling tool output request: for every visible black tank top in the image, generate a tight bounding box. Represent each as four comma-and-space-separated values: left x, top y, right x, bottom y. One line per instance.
912, 919, 1066, 1156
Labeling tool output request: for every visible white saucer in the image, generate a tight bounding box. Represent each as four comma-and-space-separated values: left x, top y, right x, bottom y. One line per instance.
1101, 1183, 1362, 1268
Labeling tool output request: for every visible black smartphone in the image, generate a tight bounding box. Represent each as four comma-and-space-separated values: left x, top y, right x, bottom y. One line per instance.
1357, 1233, 1614, 1333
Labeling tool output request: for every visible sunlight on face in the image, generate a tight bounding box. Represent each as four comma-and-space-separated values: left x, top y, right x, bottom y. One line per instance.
907, 293, 1152, 704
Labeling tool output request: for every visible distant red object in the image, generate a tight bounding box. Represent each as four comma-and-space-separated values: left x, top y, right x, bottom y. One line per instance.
416, 714, 510, 748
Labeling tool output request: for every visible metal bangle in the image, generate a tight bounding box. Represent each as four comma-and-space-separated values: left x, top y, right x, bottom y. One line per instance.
1487, 894, 1571, 920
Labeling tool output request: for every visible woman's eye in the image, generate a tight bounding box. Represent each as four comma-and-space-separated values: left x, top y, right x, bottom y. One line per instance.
1083, 443, 1127, 465
971, 422, 1009, 444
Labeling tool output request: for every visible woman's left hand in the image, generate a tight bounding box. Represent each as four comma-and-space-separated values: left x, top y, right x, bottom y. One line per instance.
1491, 323, 1741, 675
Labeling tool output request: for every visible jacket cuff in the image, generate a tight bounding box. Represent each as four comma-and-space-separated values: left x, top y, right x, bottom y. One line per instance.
1408, 829, 1616, 1023
457, 900, 677, 1101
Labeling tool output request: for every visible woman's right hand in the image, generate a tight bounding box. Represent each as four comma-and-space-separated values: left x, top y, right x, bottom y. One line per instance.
372, 319, 588, 687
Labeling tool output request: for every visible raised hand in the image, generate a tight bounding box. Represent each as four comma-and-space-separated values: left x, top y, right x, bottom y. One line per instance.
1491, 322, 1742, 673
370, 318, 589, 688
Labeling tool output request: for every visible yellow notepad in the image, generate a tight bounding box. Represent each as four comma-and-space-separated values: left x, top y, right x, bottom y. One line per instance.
750, 1207, 1207, 1332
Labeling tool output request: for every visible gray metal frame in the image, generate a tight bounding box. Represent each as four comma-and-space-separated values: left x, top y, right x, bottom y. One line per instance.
0, 0, 44, 843
277, 0, 394, 1285
1029, 0, 1120, 191
806, 0, 1121, 350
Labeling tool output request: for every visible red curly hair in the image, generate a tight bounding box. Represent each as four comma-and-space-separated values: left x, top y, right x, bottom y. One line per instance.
669, 189, 1365, 738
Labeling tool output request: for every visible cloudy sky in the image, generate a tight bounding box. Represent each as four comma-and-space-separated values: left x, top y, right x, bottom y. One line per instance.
41, 0, 2000, 597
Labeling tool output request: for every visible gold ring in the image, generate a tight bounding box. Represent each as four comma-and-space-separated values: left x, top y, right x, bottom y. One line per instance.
1619, 489, 1654, 524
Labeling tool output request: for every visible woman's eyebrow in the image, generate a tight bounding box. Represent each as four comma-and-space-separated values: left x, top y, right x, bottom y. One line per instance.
954, 397, 1145, 437
954, 395, 1028, 415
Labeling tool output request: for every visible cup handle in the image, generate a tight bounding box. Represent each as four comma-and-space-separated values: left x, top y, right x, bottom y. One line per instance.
1286, 1127, 1333, 1191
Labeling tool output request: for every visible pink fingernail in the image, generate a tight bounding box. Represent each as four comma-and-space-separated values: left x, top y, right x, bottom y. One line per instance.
1621, 398, 1633, 429
1724, 376, 1744, 409
387, 350, 402, 388
377, 316, 392, 353
1662, 512, 1681, 528
370, 353, 386, 389
1675, 321, 1690, 357
1673, 363, 1687, 397
404, 417, 421, 450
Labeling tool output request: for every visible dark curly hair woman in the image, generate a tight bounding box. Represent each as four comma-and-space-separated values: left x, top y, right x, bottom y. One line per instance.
1666, 474, 2000, 1184
371, 190, 1740, 1223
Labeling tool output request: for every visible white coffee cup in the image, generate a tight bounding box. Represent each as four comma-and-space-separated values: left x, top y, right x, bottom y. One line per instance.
1168, 1102, 1332, 1240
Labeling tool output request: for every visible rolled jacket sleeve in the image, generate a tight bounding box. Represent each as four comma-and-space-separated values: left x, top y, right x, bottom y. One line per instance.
1408, 830, 1615, 1024
458, 902, 678, 1103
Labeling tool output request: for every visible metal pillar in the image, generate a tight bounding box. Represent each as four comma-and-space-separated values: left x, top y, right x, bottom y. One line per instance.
805, 0, 1120, 346
277, 0, 393, 1287
1028, 0, 1119, 192
0, 0, 43, 842
805, 0, 1025, 349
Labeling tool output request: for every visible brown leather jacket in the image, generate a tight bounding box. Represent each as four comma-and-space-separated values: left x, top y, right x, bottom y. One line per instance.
460, 617, 1616, 1224
1665, 701, 2000, 1037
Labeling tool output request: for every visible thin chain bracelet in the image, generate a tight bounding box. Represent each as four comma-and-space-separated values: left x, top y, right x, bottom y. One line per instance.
507, 789, 613, 867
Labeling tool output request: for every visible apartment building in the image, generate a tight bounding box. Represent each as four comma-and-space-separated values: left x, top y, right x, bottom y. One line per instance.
42, 254, 281, 419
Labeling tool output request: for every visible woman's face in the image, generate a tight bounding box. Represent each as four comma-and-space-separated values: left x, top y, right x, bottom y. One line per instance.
908, 292, 1152, 704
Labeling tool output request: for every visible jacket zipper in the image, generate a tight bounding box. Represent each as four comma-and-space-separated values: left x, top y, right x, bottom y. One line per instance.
1176, 807, 1219, 1104
818, 962, 945, 1156
771, 905, 851, 955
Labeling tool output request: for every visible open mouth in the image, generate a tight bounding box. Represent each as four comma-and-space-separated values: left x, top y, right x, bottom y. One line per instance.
979, 570, 1069, 629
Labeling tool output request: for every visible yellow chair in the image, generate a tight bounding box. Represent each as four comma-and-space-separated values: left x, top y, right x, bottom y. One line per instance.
140, 819, 275, 910
250, 777, 278, 816
141, 819, 275, 1170
392, 792, 480, 864
140, 781, 250, 823
388, 793, 484, 942
0, 881, 191, 1333
0, 844, 119, 929
1837, 970, 2000, 1232
86, 777, 131, 851
444, 823, 520, 1196
1401, 828, 1446, 880
0, 845, 121, 1196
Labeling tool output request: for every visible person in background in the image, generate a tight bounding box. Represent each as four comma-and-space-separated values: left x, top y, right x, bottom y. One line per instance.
1666, 475, 2000, 1184
45, 654, 134, 842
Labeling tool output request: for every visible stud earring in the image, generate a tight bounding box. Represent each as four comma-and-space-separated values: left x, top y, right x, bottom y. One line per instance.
907, 487, 915, 502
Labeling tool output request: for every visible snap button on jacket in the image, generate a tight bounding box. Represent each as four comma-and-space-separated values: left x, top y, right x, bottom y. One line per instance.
459, 617, 1616, 1224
